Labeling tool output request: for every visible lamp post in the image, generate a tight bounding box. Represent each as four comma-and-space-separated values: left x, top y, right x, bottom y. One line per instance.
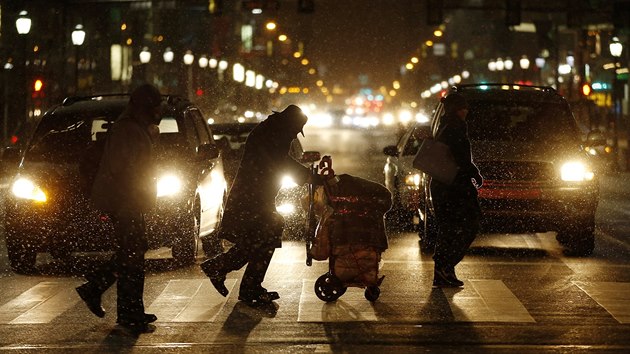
139, 46, 151, 82
183, 50, 194, 100
162, 47, 174, 93
609, 37, 623, 169
535, 56, 545, 85
519, 55, 530, 83
15, 10, 31, 130
71, 24, 86, 94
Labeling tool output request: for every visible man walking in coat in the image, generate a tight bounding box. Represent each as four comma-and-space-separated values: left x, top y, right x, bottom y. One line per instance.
201, 105, 311, 305
75, 83, 162, 332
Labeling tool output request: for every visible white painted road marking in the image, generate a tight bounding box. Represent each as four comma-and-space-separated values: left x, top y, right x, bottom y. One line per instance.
146, 279, 237, 322
0, 281, 80, 324
573, 281, 630, 324
443, 279, 535, 322
298, 279, 377, 322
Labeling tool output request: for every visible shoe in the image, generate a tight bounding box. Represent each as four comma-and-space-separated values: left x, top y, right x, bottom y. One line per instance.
116, 319, 155, 333
76, 284, 105, 318
432, 268, 462, 288
144, 313, 158, 323
201, 260, 229, 297
238, 291, 280, 305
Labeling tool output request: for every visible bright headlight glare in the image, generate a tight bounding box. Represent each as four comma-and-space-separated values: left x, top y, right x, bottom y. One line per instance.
560, 161, 594, 182
276, 203, 295, 215
12, 177, 47, 202
281, 175, 298, 189
405, 173, 421, 187
157, 174, 182, 197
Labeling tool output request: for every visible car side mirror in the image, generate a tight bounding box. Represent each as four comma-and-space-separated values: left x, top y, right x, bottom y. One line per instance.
383, 145, 398, 156
301, 151, 321, 163
197, 143, 220, 160
586, 130, 606, 147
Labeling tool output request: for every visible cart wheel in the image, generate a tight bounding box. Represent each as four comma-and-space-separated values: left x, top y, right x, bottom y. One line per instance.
314, 273, 346, 302
364, 286, 380, 302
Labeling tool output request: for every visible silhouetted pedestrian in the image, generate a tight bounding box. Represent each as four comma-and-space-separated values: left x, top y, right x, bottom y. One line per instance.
76, 83, 162, 332
201, 105, 311, 305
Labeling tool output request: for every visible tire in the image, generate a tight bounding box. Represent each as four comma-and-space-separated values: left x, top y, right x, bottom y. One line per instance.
172, 200, 200, 265
364, 286, 380, 302
314, 273, 346, 302
557, 222, 595, 256
6, 240, 37, 274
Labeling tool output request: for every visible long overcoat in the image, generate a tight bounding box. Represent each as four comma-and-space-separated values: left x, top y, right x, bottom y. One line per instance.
219, 114, 310, 248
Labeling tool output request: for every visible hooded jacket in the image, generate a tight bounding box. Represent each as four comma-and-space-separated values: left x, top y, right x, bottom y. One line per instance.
91, 110, 157, 215
219, 112, 310, 248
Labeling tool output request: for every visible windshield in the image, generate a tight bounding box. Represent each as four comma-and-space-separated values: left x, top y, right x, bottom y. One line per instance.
467, 100, 581, 144
25, 112, 185, 164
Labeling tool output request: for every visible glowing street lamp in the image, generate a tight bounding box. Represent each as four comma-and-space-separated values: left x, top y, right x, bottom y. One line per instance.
163, 47, 174, 63
15, 11, 32, 35
72, 24, 86, 93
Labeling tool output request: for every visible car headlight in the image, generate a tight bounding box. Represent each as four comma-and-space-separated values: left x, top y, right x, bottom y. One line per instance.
280, 175, 298, 189
157, 174, 182, 197
276, 202, 296, 216
405, 173, 421, 187
560, 161, 594, 182
11, 177, 47, 202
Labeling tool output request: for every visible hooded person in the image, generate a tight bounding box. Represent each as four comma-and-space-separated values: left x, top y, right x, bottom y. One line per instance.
201, 104, 312, 305
429, 92, 482, 288
76, 83, 162, 333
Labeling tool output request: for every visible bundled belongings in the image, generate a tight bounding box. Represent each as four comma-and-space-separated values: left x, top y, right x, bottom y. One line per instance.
304, 156, 392, 302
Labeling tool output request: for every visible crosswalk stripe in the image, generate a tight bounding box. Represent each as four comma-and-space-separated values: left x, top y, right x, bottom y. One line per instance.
443, 280, 535, 322
146, 279, 236, 322
0, 281, 81, 324
573, 281, 630, 324
298, 279, 377, 322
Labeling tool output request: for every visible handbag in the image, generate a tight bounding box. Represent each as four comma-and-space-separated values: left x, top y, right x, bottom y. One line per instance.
412, 137, 459, 185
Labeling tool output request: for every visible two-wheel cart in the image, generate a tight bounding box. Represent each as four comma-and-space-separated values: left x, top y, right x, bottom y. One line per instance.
304, 156, 392, 302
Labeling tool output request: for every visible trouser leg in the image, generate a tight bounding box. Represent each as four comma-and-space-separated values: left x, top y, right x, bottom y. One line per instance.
114, 214, 148, 320
239, 246, 275, 297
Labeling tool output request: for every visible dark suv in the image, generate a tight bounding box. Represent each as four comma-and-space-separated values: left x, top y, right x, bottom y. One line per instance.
4, 94, 227, 272
390, 84, 601, 256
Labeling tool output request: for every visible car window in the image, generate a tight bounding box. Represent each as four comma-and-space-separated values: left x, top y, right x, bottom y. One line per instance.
27, 114, 106, 163
190, 109, 211, 146
401, 125, 426, 156
182, 111, 201, 149
467, 100, 580, 144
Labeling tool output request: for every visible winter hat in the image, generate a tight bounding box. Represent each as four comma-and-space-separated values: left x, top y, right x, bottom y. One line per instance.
442, 92, 468, 114
273, 104, 308, 137
130, 83, 162, 112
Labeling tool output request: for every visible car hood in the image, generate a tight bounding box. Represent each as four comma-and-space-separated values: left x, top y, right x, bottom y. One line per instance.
471, 140, 586, 164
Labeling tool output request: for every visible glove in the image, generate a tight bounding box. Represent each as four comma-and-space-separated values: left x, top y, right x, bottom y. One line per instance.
472, 173, 483, 189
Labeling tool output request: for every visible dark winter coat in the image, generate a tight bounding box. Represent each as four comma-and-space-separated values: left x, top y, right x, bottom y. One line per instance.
430, 112, 481, 214
91, 112, 157, 216
219, 114, 310, 248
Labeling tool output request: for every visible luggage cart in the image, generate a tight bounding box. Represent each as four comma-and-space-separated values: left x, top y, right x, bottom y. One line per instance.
305, 156, 390, 302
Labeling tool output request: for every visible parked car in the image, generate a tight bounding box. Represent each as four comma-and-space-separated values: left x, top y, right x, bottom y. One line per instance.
4, 94, 227, 272
208, 121, 320, 243
384, 84, 602, 256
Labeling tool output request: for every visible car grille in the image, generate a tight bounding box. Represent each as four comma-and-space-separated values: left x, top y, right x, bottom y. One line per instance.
476, 160, 556, 182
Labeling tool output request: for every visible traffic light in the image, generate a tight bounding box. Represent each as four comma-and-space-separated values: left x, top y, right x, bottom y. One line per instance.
32, 78, 44, 98
581, 83, 592, 97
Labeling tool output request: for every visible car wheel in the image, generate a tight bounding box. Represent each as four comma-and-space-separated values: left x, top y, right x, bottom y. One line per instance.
6, 239, 37, 274
557, 223, 595, 256
172, 200, 200, 265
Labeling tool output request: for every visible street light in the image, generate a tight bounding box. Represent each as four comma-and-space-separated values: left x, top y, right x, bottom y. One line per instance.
609, 36, 623, 169
183, 50, 194, 100
163, 47, 174, 63
15, 10, 31, 130
72, 24, 85, 93
139, 47, 151, 82
519, 55, 530, 83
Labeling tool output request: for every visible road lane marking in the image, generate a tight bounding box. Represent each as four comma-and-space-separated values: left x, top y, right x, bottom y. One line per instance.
442, 279, 535, 322
573, 281, 630, 324
0, 281, 81, 324
146, 279, 236, 322
297, 279, 377, 322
